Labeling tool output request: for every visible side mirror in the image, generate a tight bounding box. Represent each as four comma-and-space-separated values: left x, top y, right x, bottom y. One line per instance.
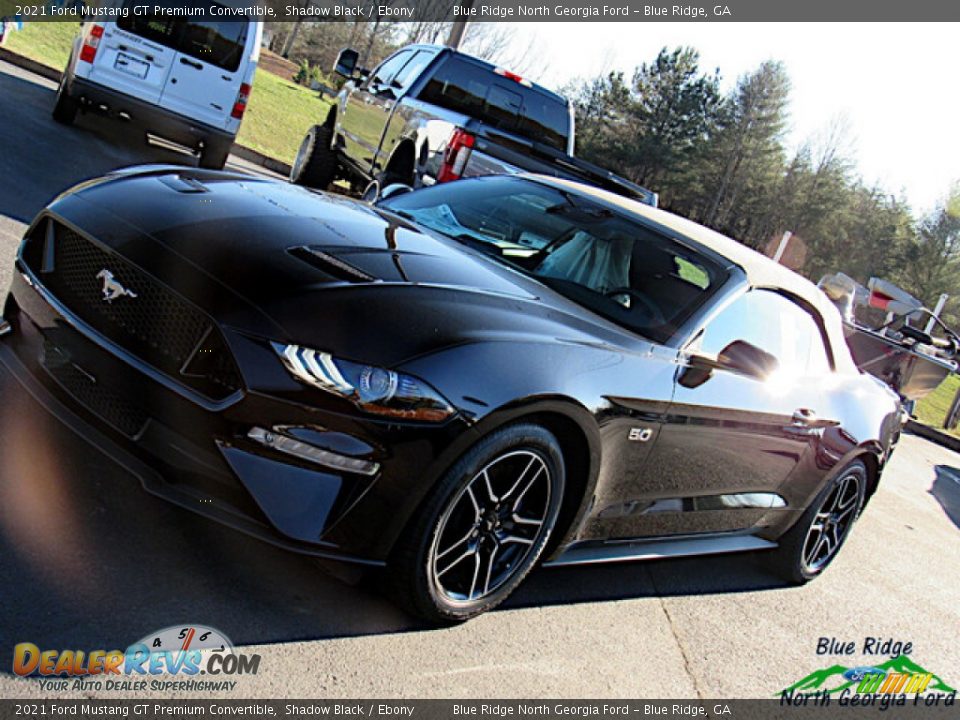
679, 340, 779, 388
333, 48, 359, 79
362, 181, 413, 204
380, 183, 414, 201
717, 340, 780, 378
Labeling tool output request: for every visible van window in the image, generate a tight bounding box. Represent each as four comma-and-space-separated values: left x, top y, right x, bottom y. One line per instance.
417, 56, 571, 151
117, 1, 248, 72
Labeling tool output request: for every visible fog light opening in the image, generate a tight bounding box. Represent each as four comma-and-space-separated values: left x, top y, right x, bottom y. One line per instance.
0, 319, 11, 337
247, 427, 379, 477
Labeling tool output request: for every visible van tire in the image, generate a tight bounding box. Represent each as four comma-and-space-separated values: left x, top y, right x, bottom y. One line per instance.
291, 125, 337, 189
52, 78, 78, 125
198, 140, 232, 170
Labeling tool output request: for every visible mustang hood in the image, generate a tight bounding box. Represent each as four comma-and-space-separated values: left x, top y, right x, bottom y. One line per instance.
43, 168, 630, 368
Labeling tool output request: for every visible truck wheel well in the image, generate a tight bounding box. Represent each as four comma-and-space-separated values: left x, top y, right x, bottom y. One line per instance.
385, 141, 416, 185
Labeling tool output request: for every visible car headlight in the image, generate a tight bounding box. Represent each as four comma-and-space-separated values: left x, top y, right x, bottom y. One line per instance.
272, 343, 455, 422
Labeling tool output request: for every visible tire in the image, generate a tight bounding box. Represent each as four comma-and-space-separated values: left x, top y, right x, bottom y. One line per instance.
767, 459, 868, 584
198, 139, 232, 170
388, 423, 566, 623
52, 76, 79, 125
290, 125, 338, 189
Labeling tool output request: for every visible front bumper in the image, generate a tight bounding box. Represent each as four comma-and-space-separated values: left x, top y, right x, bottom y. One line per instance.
1, 261, 471, 565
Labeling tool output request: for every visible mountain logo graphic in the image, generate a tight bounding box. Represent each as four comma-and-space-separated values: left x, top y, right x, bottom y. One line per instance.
780, 655, 956, 696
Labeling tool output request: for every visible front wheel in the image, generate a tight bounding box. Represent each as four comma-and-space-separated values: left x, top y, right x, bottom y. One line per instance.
768, 459, 867, 583
389, 423, 565, 623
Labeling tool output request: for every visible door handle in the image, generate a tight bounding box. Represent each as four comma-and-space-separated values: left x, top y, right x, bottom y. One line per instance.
784, 408, 839, 437
179, 57, 203, 70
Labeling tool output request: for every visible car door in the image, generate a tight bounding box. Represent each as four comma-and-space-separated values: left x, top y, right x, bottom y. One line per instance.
618, 288, 836, 539
157, 10, 251, 130
342, 49, 414, 174
85, 15, 178, 106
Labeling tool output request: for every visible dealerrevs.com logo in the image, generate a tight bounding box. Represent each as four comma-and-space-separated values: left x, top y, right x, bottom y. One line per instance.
13, 625, 260, 693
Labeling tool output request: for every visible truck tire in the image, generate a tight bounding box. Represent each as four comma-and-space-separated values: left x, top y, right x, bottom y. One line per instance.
198, 139, 232, 170
52, 76, 79, 125
291, 125, 338, 189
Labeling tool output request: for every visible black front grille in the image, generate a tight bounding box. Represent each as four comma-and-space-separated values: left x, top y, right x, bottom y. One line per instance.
42, 341, 149, 438
26, 220, 242, 400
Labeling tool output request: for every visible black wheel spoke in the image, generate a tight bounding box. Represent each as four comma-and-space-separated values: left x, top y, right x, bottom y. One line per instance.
801, 471, 861, 574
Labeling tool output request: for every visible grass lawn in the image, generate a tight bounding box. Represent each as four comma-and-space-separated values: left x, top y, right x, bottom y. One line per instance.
4, 22, 330, 164
915, 374, 960, 436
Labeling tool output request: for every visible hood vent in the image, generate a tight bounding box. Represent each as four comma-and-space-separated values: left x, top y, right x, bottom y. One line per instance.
288, 246, 375, 283
158, 174, 210, 194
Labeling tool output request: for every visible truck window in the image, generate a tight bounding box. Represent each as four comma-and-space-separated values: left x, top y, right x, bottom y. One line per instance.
392, 50, 435, 92
117, 1, 248, 72
369, 50, 413, 88
417, 56, 570, 151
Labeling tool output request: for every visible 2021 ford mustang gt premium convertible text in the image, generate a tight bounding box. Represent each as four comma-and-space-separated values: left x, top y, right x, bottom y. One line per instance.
0, 169, 901, 621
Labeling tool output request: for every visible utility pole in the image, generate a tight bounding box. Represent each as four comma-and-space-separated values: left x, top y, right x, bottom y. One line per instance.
447, 0, 475, 49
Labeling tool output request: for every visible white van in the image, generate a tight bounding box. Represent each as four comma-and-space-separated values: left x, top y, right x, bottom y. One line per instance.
53, 1, 262, 169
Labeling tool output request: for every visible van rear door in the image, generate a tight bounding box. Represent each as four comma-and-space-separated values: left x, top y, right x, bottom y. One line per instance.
87, 15, 177, 105
157, 7, 253, 131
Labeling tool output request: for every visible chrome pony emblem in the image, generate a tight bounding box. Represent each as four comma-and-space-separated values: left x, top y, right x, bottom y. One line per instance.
96, 269, 137, 303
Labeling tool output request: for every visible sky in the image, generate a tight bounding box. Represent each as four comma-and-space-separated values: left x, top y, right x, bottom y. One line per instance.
505, 22, 959, 216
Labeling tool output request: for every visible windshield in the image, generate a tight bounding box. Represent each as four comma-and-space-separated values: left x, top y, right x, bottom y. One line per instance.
379, 177, 726, 342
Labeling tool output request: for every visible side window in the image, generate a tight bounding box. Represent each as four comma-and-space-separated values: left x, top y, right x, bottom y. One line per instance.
391, 50, 434, 92
696, 290, 832, 377
369, 50, 413, 90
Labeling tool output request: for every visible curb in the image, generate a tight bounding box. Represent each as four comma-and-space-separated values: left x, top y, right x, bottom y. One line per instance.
905, 419, 960, 454
0, 47, 292, 176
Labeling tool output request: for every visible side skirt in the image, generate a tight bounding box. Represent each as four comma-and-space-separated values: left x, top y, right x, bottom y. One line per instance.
543, 532, 777, 567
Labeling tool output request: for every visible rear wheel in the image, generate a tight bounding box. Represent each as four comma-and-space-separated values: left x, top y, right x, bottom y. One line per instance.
198, 139, 232, 170
290, 125, 338, 189
52, 76, 78, 125
389, 423, 565, 623
768, 459, 867, 583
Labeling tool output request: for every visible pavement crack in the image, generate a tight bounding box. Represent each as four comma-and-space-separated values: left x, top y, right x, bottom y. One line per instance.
646, 566, 706, 700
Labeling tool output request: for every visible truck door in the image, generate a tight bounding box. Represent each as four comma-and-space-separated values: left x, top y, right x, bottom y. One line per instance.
342, 49, 413, 174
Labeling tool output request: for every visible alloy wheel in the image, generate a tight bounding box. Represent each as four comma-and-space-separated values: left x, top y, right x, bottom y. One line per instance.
429, 450, 552, 605
801, 471, 862, 573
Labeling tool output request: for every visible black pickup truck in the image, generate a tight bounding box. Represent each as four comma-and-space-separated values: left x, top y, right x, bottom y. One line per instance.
290, 44, 657, 206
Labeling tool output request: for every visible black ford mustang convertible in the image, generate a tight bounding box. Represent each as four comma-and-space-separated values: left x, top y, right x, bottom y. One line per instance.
0, 169, 900, 621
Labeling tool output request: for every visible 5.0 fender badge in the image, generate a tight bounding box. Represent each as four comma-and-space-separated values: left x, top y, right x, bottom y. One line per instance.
628, 427, 654, 442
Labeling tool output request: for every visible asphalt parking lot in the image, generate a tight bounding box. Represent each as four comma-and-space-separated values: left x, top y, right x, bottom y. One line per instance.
0, 58, 958, 700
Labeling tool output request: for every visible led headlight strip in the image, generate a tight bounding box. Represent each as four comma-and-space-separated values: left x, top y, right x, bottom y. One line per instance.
272, 343, 455, 422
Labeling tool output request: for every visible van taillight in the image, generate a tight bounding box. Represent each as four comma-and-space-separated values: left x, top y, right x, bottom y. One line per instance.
79, 25, 104, 64
231, 83, 252, 119
437, 129, 475, 183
